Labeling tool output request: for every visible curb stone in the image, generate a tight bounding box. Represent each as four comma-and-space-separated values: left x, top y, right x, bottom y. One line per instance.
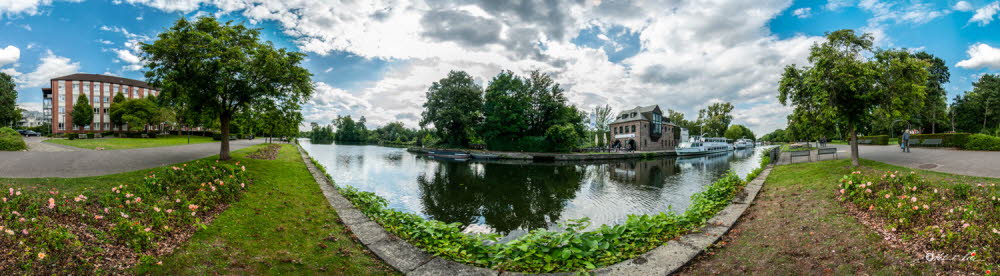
298, 144, 773, 275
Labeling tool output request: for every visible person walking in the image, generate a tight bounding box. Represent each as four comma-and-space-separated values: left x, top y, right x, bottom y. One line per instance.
901, 129, 911, 153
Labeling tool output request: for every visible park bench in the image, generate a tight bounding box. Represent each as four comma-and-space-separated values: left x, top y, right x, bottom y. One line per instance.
790, 150, 811, 163
817, 147, 838, 160
921, 138, 943, 147
94, 133, 102, 138
77, 134, 87, 139
141, 134, 148, 138
861, 139, 872, 144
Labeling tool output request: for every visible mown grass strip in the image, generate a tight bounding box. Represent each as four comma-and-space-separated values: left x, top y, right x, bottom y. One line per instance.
45, 135, 216, 150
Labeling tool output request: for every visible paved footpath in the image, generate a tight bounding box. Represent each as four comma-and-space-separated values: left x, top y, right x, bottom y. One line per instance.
780, 144, 1000, 178
0, 138, 264, 178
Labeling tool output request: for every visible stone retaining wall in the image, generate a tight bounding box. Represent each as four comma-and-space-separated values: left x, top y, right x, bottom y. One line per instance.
299, 144, 772, 275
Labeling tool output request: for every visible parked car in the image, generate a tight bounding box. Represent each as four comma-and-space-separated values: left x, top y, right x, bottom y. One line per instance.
16, 130, 40, 137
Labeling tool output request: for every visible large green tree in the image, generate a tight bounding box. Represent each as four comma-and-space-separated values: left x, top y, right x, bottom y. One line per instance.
420, 70, 483, 147
118, 98, 158, 132
698, 102, 733, 137
71, 94, 94, 131
480, 70, 530, 143
109, 92, 127, 131
779, 30, 929, 166
723, 124, 755, 141
142, 17, 313, 160
950, 74, 1000, 134
592, 104, 613, 147
0, 72, 18, 128
912, 51, 950, 133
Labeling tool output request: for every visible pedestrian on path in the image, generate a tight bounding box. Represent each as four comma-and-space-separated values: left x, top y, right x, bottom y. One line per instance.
901, 129, 911, 153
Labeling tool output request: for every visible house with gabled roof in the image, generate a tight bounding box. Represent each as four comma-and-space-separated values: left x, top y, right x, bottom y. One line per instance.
608, 105, 680, 151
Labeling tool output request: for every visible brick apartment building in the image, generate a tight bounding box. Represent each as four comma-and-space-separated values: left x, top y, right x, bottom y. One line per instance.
42, 74, 160, 134
608, 105, 680, 151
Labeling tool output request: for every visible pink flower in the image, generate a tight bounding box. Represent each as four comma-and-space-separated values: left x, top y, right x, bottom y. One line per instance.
912, 206, 919, 210
153, 207, 160, 212
19, 218, 25, 222
103, 208, 109, 213
135, 197, 142, 203
15, 191, 20, 196
839, 189, 845, 194
191, 211, 196, 216
4, 229, 12, 235
12, 211, 19, 216
241, 166, 245, 171
240, 183, 245, 188
865, 189, 872, 193
22, 229, 28, 235
923, 204, 929, 209
95, 215, 103, 220
188, 204, 199, 211
37, 252, 45, 260
911, 197, 917, 202
884, 194, 891, 199
8, 188, 12, 196
144, 228, 151, 232
47, 198, 55, 209
175, 199, 180, 203
120, 212, 129, 218
963, 223, 970, 228
166, 209, 173, 214
2, 197, 6, 203
125, 193, 132, 198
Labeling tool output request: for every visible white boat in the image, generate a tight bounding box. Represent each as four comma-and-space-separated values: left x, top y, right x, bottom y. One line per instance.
734, 138, 754, 149
676, 137, 734, 156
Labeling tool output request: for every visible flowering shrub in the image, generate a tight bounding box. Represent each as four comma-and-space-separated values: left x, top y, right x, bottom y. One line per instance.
0, 159, 251, 273
838, 169, 998, 272
338, 154, 771, 273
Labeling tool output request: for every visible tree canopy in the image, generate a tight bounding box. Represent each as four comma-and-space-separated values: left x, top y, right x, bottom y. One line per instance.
723, 124, 755, 141
779, 29, 929, 166
142, 17, 313, 160
71, 94, 94, 130
420, 71, 484, 147
698, 102, 733, 137
0, 72, 18, 128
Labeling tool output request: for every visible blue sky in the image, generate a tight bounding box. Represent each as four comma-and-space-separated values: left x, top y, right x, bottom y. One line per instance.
2, 0, 1000, 134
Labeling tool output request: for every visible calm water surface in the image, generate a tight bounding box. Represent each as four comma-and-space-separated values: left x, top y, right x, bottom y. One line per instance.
300, 140, 768, 240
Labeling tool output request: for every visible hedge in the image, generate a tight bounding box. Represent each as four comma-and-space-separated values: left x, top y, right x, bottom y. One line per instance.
858, 135, 889, 145
909, 133, 970, 148
0, 127, 27, 151
486, 136, 550, 152
964, 134, 1000, 151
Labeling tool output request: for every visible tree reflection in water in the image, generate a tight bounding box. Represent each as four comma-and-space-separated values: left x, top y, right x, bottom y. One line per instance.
417, 159, 585, 234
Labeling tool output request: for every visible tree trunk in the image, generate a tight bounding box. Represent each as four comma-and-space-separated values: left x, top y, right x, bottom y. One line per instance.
220, 112, 232, 161
850, 126, 860, 167
931, 112, 936, 134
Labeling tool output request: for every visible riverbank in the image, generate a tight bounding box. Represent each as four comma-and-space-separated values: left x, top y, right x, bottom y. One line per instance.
679, 159, 996, 274
407, 146, 676, 161
0, 144, 394, 274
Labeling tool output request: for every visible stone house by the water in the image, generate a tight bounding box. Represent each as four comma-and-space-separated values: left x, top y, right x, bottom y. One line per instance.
609, 105, 681, 151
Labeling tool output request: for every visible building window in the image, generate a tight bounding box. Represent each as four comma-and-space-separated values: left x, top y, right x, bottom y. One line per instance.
59, 107, 65, 114
631, 125, 635, 132
59, 95, 65, 102
103, 108, 108, 114
104, 96, 110, 102
93, 107, 98, 113
58, 123, 65, 130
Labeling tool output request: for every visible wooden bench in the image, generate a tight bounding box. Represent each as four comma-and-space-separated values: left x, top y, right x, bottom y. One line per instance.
94, 133, 102, 138
790, 150, 811, 163
141, 134, 148, 138
922, 138, 942, 147
77, 134, 87, 139
817, 147, 838, 160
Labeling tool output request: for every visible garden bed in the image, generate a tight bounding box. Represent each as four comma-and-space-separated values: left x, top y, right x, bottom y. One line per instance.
246, 144, 281, 160
0, 158, 251, 273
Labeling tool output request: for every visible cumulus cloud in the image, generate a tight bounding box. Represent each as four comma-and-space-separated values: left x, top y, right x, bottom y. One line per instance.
970, 1, 999, 25
99, 25, 149, 71
956, 43, 1000, 69
953, 1, 974, 12
793, 7, 812, 18
0, 45, 19, 66
0, 0, 59, 17
128, 0, 832, 134
17, 50, 80, 87
825, 0, 852, 11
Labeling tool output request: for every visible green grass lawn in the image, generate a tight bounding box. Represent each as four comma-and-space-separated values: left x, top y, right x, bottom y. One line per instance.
780, 143, 817, 152
1, 144, 395, 275
45, 135, 216, 150
680, 159, 997, 275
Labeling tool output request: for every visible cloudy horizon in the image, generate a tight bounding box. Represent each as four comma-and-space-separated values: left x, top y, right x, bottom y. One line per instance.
3, 0, 1000, 135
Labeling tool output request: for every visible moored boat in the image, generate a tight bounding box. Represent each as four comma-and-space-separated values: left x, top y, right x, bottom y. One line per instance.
676, 137, 733, 156
428, 150, 470, 161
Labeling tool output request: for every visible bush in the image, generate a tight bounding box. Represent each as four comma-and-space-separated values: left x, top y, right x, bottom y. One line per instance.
963, 134, 1000, 151
910, 133, 970, 147
545, 124, 580, 153
486, 136, 549, 152
0, 127, 27, 151
858, 135, 889, 145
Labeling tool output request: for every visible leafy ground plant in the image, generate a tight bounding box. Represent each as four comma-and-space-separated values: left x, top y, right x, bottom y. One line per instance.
337, 154, 771, 273
838, 169, 997, 273
0, 158, 250, 273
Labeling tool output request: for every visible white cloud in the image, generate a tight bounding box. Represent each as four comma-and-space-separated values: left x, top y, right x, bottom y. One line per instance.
0, 0, 55, 17
130, 0, 831, 134
16, 102, 42, 112
99, 25, 150, 71
114, 49, 143, 71
970, 1, 999, 25
17, 50, 80, 87
120, 0, 203, 12
0, 45, 19, 66
954, 1, 974, 12
956, 43, 1000, 69
793, 7, 812, 18
323, 67, 332, 73
825, 0, 852, 11
96, 39, 113, 45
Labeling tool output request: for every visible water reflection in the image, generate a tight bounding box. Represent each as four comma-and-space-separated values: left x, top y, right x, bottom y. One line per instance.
300, 140, 766, 240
